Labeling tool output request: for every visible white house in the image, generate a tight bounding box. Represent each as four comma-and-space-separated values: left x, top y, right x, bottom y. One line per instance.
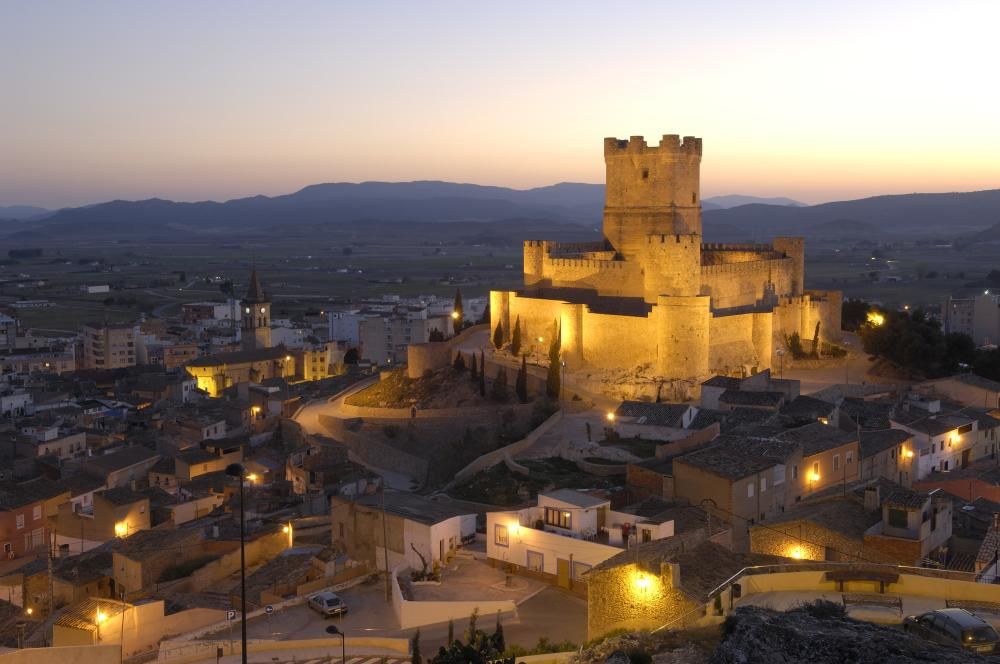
891, 399, 981, 479
486, 489, 675, 585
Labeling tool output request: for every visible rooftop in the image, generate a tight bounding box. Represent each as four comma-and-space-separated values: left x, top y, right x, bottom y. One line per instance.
675, 436, 797, 481
97, 486, 147, 507
186, 345, 289, 368
883, 487, 931, 509
540, 488, 611, 509
776, 422, 857, 456
113, 526, 202, 557
763, 497, 880, 540
779, 395, 837, 421
859, 429, 912, 459
615, 401, 689, 428
351, 492, 475, 525
0, 478, 71, 510
85, 446, 159, 473
952, 373, 1000, 393
891, 410, 972, 437
719, 390, 785, 407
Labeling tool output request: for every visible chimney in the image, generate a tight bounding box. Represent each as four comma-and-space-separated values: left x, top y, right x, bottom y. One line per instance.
864, 486, 880, 512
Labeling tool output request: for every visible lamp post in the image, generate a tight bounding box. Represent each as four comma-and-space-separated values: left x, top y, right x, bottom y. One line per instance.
225, 463, 249, 664
326, 625, 346, 664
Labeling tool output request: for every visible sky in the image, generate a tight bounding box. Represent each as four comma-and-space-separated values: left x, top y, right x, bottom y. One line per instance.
1, 0, 999, 209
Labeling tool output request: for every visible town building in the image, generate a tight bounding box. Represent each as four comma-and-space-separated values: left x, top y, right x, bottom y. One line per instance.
490, 134, 841, 399
942, 293, 1000, 347
81, 321, 139, 370
241, 269, 271, 352
359, 308, 450, 365
331, 492, 475, 572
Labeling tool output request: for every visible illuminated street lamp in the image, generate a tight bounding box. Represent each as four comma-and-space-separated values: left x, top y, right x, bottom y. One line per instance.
283, 522, 294, 548
866, 311, 885, 327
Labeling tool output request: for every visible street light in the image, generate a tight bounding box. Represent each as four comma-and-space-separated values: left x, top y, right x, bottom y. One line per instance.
325, 625, 346, 664
225, 463, 249, 664
283, 522, 294, 548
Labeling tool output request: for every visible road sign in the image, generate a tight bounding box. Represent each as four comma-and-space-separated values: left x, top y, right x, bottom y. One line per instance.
264, 605, 274, 614
226, 610, 236, 621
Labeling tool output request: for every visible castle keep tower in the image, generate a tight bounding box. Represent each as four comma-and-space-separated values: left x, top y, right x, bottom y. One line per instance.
603, 135, 703, 260
241, 268, 272, 351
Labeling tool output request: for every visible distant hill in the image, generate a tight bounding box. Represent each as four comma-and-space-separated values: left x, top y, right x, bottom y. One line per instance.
702, 195, 804, 209
0, 205, 49, 220
702, 189, 1000, 241
8, 183, 1000, 244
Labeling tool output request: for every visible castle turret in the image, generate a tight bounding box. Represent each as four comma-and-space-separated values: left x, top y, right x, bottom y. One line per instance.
772, 237, 805, 296
603, 134, 703, 259
523, 240, 546, 288
640, 233, 702, 303
654, 294, 710, 382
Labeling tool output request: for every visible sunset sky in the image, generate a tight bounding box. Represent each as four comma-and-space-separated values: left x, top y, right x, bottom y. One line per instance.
2, 0, 998, 209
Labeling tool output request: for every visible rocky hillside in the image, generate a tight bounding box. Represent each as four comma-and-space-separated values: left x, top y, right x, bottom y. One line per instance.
711, 602, 982, 663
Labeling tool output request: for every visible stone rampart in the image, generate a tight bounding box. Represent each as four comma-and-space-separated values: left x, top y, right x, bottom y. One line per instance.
407, 323, 488, 378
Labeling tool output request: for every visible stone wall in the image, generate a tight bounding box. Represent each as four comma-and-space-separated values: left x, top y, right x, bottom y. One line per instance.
586, 560, 701, 640
407, 324, 488, 379
317, 414, 430, 483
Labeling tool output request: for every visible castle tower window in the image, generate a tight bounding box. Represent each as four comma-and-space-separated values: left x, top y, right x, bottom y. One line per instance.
641, 168, 649, 180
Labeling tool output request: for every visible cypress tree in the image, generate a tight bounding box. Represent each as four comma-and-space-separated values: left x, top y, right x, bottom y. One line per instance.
453, 288, 464, 336
510, 316, 522, 356
493, 611, 505, 653
516, 354, 528, 404
479, 351, 486, 397
453, 352, 466, 371
492, 321, 504, 350
412, 629, 422, 664
447, 619, 454, 646
491, 366, 508, 402
478, 298, 490, 325
470, 352, 478, 382
546, 319, 561, 399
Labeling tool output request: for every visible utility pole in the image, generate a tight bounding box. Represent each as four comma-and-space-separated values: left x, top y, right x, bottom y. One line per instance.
380, 481, 390, 602
47, 527, 55, 617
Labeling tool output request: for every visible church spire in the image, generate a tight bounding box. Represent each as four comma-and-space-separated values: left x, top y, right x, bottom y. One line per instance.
245, 267, 267, 303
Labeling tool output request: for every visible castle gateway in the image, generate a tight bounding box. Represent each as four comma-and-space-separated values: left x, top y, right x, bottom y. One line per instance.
490, 134, 841, 394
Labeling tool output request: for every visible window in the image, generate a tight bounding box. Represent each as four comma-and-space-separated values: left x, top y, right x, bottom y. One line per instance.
846, 450, 854, 464
15, 514, 24, 530
642, 529, 652, 543
760, 477, 767, 492
641, 168, 649, 180
494, 524, 509, 547
747, 482, 754, 498
888, 508, 908, 528
833, 454, 840, 471
32, 506, 41, 521
544, 508, 571, 529
774, 465, 785, 485
812, 462, 819, 476
792, 465, 798, 480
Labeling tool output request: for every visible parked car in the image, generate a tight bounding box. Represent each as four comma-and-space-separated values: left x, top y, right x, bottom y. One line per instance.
308, 591, 348, 618
903, 608, 999, 654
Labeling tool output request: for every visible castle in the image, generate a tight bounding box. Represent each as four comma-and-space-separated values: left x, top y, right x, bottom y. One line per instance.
489, 134, 841, 395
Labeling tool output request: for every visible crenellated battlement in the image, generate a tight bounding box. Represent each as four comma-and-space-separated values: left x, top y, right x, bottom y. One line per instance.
604, 134, 702, 157
701, 256, 792, 276
645, 233, 701, 246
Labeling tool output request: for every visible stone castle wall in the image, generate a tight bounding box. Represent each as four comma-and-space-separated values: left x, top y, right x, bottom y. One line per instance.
701, 257, 794, 310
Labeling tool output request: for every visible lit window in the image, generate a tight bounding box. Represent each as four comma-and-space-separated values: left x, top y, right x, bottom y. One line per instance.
15, 514, 24, 529
32, 506, 41, 521
833, 454, 840, 471
494, 524, 509, 547
544, 508, 571, 529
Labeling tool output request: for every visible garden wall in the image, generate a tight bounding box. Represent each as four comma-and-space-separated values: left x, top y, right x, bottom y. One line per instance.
448, 410, 563, 488
390, 565, 515, 630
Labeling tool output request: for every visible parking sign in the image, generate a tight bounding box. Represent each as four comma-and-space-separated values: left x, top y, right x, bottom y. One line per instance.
226, 610, 236, 621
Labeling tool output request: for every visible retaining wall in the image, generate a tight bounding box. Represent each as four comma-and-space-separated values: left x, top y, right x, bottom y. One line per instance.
448, 410, 563, 487
390, 565, 516, 630
0, 646, 120, 664
408, 324, 489, 378
317, 414, 430, 483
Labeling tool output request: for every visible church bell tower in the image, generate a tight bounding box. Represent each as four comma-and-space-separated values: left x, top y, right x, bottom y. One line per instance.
241, 268, 272, 351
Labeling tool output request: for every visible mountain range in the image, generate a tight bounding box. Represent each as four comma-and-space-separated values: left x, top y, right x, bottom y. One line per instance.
3, 182, 999, 242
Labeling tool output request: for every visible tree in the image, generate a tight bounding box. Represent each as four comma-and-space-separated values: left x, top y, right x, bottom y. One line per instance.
546, 320, 561, 399
478, 298, 490, 325
453, 288, 464, 336
841, 298, 870, 332
492, 321, 504, 350
344, 347, 359, 364
446, 620, 454, 646
493, 611, 505, 653
412, 629, 422, 664
515, 354, 528, 404
464, 608, 479, 645
491, 366, 508, 402
811, 321, 821, 358
479, 352, 486, 397
510, 316, 522, 356
453, 353, 466, 371
429, 328, 445, 342
785, 331, 805, 358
